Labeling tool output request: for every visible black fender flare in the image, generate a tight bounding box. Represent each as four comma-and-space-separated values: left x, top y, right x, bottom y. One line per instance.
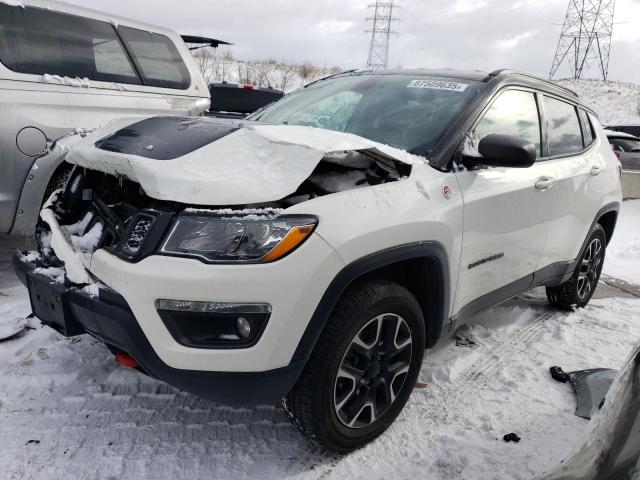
291, 241, 451, 363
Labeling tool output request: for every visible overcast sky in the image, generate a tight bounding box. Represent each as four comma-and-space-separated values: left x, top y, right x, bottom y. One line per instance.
70, 0, 640, 83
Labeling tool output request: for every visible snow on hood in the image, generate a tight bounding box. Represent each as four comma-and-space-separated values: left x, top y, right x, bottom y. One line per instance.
62, 116, 426, 205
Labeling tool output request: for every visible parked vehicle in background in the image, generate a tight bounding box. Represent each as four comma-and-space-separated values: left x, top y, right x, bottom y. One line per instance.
0, 0, 210, 237
606, 130, 640, 171
207, 82, 284, 119
14, 69, 623, 451
605, 123, 640, 137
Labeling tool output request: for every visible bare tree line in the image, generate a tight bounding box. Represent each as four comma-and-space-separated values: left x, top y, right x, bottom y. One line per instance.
193, 48, 342, 92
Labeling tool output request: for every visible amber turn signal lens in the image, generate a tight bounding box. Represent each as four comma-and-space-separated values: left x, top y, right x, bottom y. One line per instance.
261, 224, 316, 262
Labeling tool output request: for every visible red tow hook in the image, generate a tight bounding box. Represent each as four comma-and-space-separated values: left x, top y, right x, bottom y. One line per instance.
115, 351, 139, 369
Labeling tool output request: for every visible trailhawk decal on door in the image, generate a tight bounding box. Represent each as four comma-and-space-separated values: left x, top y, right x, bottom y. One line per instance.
407, 79, 469, 92
468, 253, 505, 270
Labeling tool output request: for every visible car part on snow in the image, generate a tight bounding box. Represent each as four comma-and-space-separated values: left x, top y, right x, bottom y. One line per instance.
552, 365, 617, 420
503, 433, 521, 443
569, 368, 617, 419
538, 338, 640, 480
0, 316, 27, 341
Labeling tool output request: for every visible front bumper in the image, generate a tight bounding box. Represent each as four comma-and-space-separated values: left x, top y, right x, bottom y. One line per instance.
13, 254, 305, 405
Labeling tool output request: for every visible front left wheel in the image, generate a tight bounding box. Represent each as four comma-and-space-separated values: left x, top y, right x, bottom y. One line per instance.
283, 280, 425, 452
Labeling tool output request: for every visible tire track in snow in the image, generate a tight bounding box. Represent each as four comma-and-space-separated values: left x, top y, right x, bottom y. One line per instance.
413, 308, 562, 423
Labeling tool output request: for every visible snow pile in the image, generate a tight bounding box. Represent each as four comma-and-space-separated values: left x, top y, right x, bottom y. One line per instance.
33, 266, 65, 283
557, 78, 640, 125
19, 250, 41, 263
0, 0, 25, 7
42, 74, 91, 88
603, 199, 640, 285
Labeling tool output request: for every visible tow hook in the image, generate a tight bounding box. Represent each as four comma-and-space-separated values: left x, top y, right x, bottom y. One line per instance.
115, 350, 139, 369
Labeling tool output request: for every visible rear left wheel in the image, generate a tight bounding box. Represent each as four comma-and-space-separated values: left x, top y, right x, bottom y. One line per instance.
546, 224, 606, 310
283, 280, 425, 452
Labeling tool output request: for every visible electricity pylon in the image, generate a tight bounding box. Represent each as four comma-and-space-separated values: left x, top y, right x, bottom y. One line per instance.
549, 0, 616, 81
366, 1, 399, 70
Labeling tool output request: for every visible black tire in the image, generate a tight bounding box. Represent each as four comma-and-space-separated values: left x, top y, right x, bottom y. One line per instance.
283, 280, 425, 452
546, 223, 606, 310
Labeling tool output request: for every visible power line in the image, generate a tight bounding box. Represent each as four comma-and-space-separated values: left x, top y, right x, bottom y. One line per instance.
549, 0, 616, 80
366, 1, 400, 70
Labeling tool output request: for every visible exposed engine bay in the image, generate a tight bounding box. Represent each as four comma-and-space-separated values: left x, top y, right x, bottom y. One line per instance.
35, 150, 408, 283
32, 117, 423, 286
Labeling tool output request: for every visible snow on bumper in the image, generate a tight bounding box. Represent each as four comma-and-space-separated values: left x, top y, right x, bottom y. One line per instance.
87, 232, 344, 372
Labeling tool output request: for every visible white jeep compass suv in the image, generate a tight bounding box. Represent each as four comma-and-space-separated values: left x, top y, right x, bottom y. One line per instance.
14, 69, 623, 452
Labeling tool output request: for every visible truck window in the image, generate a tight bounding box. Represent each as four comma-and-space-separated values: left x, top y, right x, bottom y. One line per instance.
117, 27, 190, 90
0, 4, 140, 85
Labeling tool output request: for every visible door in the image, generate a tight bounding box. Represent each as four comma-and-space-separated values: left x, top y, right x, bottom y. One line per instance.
452, 89, 557, 318
538, 99, 611, 268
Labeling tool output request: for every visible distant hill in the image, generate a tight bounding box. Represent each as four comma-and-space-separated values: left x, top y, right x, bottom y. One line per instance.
557, 78, 640, 125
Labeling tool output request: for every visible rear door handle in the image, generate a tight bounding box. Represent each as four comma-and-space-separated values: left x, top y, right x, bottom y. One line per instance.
535, 176, 555, 190
590, 165, 604, 176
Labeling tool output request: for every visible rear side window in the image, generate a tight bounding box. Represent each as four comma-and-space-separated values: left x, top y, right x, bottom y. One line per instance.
473, 89, 542, 158
578, 109, 595, 147
118, 27, 190, 90
0, 4, 140, 84
544, 97, 584, 156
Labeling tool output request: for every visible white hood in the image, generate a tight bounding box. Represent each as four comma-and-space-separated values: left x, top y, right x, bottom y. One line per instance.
62, 116, 426, 206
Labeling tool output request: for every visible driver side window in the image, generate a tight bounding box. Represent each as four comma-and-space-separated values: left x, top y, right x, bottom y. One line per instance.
473, 90, 541, 158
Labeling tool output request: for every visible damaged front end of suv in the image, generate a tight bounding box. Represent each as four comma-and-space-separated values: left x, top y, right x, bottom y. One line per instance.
15, 71, 485, 451
13, 111, 425, 398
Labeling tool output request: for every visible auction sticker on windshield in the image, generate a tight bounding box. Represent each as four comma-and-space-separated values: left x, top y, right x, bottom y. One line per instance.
407, 79, 468, 92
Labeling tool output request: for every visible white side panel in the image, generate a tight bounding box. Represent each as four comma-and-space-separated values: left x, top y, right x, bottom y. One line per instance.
452, 162, 557, 314
289, 164, 464, 318
541, 125, 623, 267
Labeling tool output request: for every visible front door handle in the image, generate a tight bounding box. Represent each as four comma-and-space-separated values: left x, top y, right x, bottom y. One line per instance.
590, 165, 604, 176
535, 176, 555, 190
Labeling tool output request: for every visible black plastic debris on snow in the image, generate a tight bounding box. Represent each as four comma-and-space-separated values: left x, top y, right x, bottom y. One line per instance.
503, 433, 521, 443
550, 365, 570, 383
455, 335, 477, 348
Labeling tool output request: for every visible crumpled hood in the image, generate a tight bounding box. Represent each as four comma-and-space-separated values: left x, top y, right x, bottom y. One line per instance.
62, 116, 426, 205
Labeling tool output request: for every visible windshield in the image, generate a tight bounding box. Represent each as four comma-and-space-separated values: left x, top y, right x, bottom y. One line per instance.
250, 74, 479, 154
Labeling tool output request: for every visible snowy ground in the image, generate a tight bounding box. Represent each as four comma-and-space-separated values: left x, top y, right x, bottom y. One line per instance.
0, 201, 639, 480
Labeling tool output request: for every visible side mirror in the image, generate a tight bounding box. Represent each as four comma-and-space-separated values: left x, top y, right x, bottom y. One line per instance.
462, 134, 536, 169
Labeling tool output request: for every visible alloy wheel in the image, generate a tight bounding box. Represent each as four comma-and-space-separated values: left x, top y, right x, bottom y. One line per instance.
577, 237, 603, 300
333, 313, 413, 429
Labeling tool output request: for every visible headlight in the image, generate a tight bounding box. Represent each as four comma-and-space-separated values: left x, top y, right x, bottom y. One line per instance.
159, 211, 317, 263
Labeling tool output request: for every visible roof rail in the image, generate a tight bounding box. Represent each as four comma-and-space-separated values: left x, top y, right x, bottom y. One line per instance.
484, 69, 579, 98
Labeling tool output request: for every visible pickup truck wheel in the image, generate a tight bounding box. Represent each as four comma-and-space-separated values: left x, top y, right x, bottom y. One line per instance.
283, 281, 425, 452
546, 224, 606, 310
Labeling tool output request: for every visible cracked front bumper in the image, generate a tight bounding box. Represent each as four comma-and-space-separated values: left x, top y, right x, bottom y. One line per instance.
13, 254, 306, 405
